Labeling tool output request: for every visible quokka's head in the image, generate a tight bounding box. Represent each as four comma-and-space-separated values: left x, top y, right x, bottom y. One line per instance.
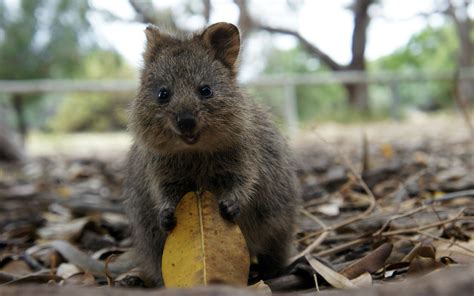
130, 22, 251, 154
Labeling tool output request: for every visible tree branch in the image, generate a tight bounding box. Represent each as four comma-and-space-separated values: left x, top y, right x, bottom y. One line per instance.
258, 25, 344, 71
233, 0, 255, 40
203, 0, 212, 24
90, 7, 135, 23
128, 0, 185, 33
233, 0, 343, 71
128, 0, 158, 24
446, 0, 473, 66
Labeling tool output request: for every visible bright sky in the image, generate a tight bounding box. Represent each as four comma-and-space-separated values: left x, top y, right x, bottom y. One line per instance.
89, 0, 471, 78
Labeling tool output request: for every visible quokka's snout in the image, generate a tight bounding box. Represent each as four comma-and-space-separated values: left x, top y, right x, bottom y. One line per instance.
176, 112, 197, 134
175, 111, 199, 144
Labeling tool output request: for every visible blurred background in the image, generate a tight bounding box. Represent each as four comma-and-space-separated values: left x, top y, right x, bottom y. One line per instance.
0, 0, 472, 159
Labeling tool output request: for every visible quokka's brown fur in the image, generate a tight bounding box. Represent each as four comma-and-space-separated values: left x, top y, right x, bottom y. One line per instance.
124, 22, 299, 286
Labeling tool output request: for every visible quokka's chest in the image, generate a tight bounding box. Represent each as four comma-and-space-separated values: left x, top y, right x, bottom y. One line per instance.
155, 152, 244, 183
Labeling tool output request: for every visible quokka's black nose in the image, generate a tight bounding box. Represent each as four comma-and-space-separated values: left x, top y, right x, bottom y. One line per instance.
176, 113, 197, 133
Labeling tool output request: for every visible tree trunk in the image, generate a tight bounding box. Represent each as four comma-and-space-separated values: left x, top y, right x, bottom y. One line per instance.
0, 121, 23, 163
455, 19, 473, 105
448, 0, 473, 104
345, 82, 369, 111
346, 0, 373, 112
11, 94, 27, 144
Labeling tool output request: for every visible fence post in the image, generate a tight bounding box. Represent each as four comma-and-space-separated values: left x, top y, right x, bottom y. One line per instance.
389, 81, 401, 121
283, 83, 299, 136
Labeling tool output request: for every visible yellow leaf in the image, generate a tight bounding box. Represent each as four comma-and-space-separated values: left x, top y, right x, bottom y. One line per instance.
162, 191, 250, 288
380, 143, 394, 159
56, 185, 71, 198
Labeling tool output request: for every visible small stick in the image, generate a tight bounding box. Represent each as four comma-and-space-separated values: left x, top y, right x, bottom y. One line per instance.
424, 189, 474, 205
299, 184, 377, 243
290, 209, 330, 262
379, 211, 470, 237
313, 273, 320, 292
362, 132, 369, 174
452, 69, 474, 144
430, 204, 447, 232
104, 254, 116, 287
300, 208, 327, 228
373, 205, 427, 237
390, 169, 427, 209
314, 237, 370, 257
417, 230, 474, 254
311, 132, 378, 232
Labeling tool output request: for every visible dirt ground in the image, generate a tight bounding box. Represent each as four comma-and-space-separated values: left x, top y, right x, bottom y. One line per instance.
26, 112, 472, 158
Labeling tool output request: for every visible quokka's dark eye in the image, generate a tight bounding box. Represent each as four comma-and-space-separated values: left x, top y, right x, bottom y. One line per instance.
156, 87, 171, 104
199, 85, 213, 98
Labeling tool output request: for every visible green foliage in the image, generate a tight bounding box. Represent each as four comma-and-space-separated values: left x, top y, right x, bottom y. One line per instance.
48, 95, 131, 132
0, 1, 136, 133
375, 26, 458, 71
371, 25, 459, 108
0, 0, 96, 132
48, 50, 135, 132
0, 0, 94, 79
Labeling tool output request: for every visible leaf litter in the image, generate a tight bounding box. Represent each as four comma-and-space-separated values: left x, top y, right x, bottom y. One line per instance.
0, 118, 472, 293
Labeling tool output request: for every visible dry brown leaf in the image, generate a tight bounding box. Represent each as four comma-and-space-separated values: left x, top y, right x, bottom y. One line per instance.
434, 240, 474, 258
403, 244, 436, 262
404, 244, 444, 275
37, 217, 94, 241
162, 191, 250, 288
31, 240, 136, 277
350, 272, 372, 288
26, 245, 63, 269
408, 256, 443, 276
1, 273, 63, 285
305, 254, 357, 289
0, 271, 18, 284
1, 259, 32, 277
340, 242, 393, 279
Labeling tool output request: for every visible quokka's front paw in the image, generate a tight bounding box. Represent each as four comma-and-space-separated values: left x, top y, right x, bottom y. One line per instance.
219, 198, 240, 222
159, 208, 177, 231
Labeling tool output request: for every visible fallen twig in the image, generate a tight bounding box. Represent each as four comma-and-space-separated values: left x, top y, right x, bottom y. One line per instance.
373, 206, 427, 237
416, 230, 474, 254
314, 238, 371, 258
379, 211, 470, 237
290, 209, 330, 262
424, 189, 474, 204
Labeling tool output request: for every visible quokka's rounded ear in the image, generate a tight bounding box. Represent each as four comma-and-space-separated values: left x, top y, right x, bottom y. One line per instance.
145, 24, 166, 44
200, 22, 240, 69
143, 25, 173, 62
